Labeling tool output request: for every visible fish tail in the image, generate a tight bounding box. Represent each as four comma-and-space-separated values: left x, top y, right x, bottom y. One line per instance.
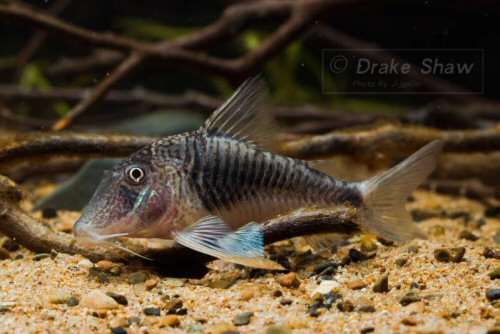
357, 140, 444, 241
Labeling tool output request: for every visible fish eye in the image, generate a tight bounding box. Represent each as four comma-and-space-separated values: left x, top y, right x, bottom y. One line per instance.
126, 166, 145, 184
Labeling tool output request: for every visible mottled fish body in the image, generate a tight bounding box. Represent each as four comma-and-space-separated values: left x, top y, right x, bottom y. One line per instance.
74, 77, 443, 269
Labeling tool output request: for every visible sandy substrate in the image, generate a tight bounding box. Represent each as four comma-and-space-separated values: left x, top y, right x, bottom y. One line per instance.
0, 190, 499, 334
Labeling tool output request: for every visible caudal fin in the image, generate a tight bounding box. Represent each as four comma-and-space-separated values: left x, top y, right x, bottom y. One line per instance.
357, 140, 444, 241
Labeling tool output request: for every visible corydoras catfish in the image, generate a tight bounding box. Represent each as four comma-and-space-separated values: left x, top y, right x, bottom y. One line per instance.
74, 76, 443, 269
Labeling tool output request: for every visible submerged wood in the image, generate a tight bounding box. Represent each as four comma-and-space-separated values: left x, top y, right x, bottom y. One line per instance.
2, 125, 500, 166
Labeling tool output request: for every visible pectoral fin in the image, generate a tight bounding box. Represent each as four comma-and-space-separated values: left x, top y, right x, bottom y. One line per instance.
173, 216, 283, 270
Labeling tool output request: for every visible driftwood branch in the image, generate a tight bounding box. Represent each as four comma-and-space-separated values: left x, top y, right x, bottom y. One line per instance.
282, 123, 500, 163
2, 126, 500, 170
0, 132, 155, 173
0, 84, 383, 131
51, 52, 144, 131
0, 174, 359, 276
11, 0, 71, 80
0, 0, 373, 130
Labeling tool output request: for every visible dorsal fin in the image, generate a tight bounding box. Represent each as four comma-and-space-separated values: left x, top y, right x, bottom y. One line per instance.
201, 75, 278, 149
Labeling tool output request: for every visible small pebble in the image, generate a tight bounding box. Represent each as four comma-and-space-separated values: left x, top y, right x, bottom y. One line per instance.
358, 305, 375, 313
14, 254, 23, 260
360, 327, 375, 334
111, 326, 127, 334
207, 321, 237, 334
347, 279, 366, 290
493, 231, 500, 244
239, 289, 254, 301
232, 311, 253, 326
0, 305, 9, 313
485, 206, 500, 218
484, 247, 500, 260
96, 260, 120, 273
458, 230, 479, 241
158, 315, 180, 327
48, 291, 71, 304
174, 308, 188, 315
316, 275, 333, 282
434, 247, 466, 262
400, 292, 422, 306
67, 296, 79, 307
471, 218, 486, 229
50, 249, 58, 260
106, 292, 128, 306
277, 272, 300, 289
428, 225, 445, 236
312, 280, 340, 296
1, 238, 19, 252
313, 260, 341, 274
127, 317, 141, 326
400, 244, 419, 254
280, 298, 292, 306
360, 236, 377, 252
128, 272, 147, 284
80, 290, 118, 310
77, 259, 93, 270
323, 293, 341, 306
373, 272, 389, 293
401, 317, 417, 326
405, 300, 425, 313
349, 249, 369, 262
41, 207, 58, 218
395, 257, 407, 267
145, 278, 158, 290
486, 289, 500, 302
337, 300, 354, 312
32, 253, 51, 261
208, 273, 239, 289
265, 324, 292, 334
353, 297, 375, 312
164, 298, 183, 312
144, 307, 161, 316
488, 267, 500, 280
88, 267, 110, 283
272, 290, 283, 298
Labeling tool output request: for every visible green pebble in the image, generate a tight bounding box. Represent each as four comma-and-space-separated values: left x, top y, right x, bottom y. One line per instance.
373, 272, 389, 293
400, 244, 419, 254
32, 253, 51, 261
127, 272, 147, 284
489, 268, 500, 280
265, 325, 292, 334
434, 247, 466, 263
232, 312, 254, 326
67, 296, 79, 307
399, 292, 422, 306
428, 225, 445, 237
458, 230, 479, 241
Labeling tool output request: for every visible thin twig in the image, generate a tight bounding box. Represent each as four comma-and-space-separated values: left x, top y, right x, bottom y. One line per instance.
51, 52, 144, 131
13, 0, 71, 80
0, 0, 373, 130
